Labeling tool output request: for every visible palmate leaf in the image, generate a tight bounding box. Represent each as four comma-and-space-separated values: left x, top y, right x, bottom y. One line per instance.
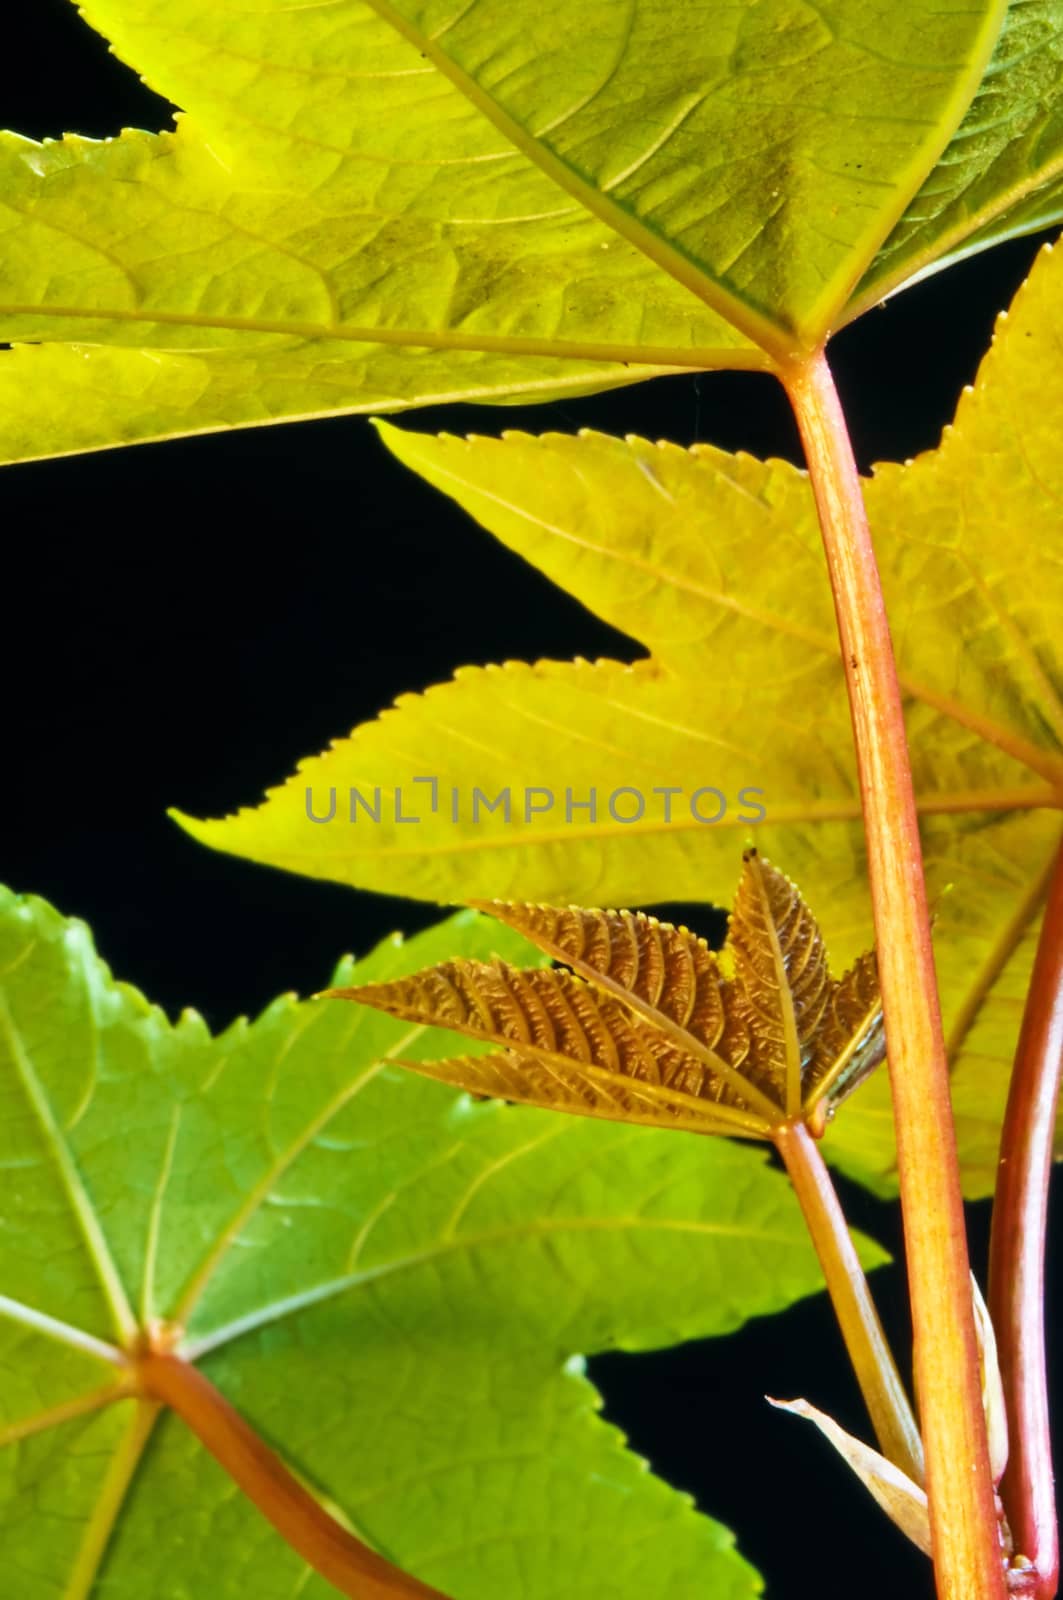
3, 1, 1063, 464
179, 240, 1063, 1199
329, 853, 886, 1138
0, 884, 875, 1600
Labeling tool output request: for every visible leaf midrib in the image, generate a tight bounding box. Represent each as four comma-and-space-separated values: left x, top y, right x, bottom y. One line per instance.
170, 1021, 418, 1328
22, 0, 1010, 367
64, 1399, 160, 1600
454, 935, 777, 1120
0, 302, 764, 372
360, 0, 792, 359
0, 991, 138, 1346
744, 861, 803, 1118
0, 1211, 813, 1373
412, 1043, 774, 1135
181, 1209, 813, 1362
393, 449, 1063, 787
368, 0, 1014, 357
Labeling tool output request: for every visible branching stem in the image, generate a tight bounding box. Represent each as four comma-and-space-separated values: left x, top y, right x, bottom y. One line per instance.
138, 1353, 452, 1600
774, 1118, 923, 1482
783, 349, 1006, 1600
988, 837, 1063, 1600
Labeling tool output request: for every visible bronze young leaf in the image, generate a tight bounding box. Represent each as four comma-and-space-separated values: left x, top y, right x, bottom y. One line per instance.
328, 853, 885, 1139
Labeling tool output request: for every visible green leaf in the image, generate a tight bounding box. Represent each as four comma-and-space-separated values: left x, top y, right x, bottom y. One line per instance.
0, 885, 863, 1599
847, 1, 1063, 318
0, 0, 1024, 463
179, 239, 1063, 1199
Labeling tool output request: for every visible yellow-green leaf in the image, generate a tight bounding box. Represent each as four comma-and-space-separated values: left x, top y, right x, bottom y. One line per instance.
179, 240, 1063, 1197
0, 0, 1027, 463
847, 1, 1063, 318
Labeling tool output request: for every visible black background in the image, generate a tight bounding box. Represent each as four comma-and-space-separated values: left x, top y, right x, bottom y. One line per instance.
3, 7, 1061, 1597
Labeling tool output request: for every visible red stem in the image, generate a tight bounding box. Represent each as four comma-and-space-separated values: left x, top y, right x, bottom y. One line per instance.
988, 837, 1063, 1600
139, 1353, 451, 1600
784, 350, 1006, 1600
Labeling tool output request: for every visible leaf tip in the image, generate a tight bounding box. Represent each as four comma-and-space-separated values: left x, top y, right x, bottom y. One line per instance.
764, 1394, 804, 1415
167, 804, 216, 843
